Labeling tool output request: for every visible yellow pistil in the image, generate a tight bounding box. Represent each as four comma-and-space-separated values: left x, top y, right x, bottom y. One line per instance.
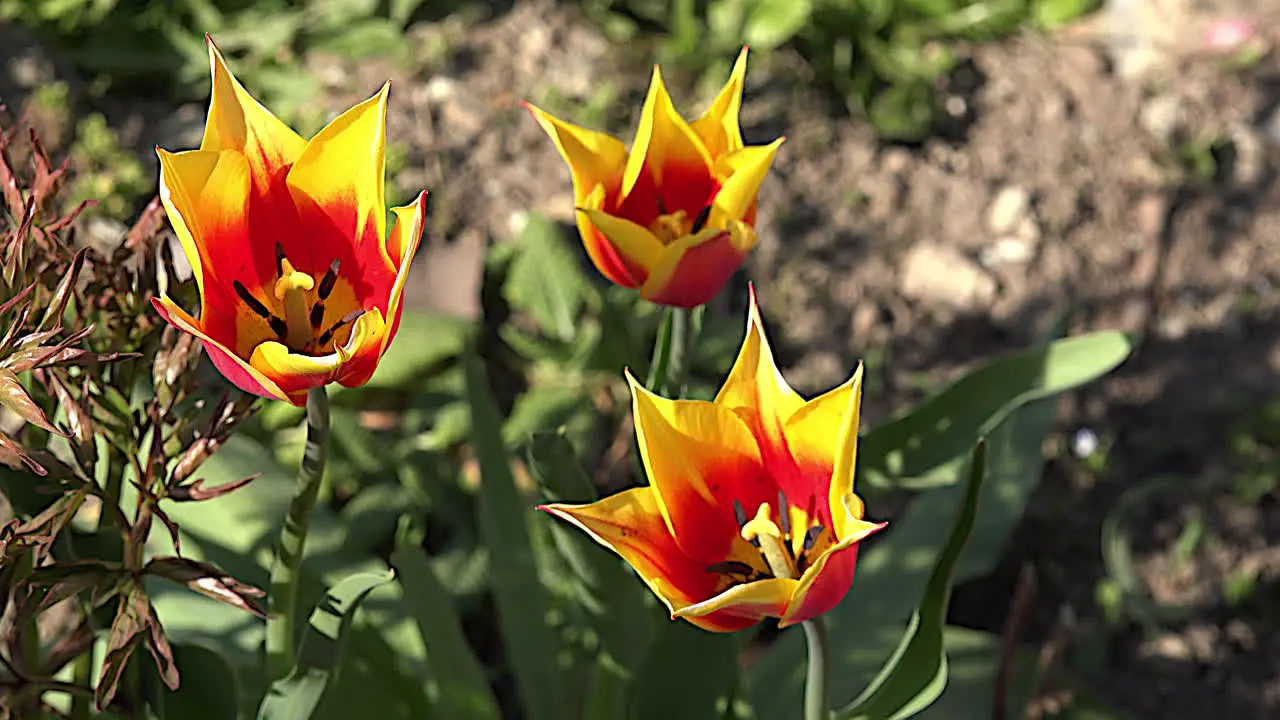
740, 503, 798, 580
273, 258, 316, 350
649, 210, 690, 245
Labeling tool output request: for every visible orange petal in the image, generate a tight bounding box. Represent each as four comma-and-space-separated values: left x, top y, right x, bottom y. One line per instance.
638, 227, 750, 309
715, 285, 805, 435
627, 372, 774, 564
621, 66, 713, 204
709, 139, 783, 227
250, 309, 387, 400
673, 577, 793, 628
155, 148, 250, 297
538, 488, 747, 629
379, 191, 427, 352
690, 47, 749, 159
524, 101, 628, 205
200, 34, 305, 191
779, 514, 886, 628
286, 84, 396, 305
579, 202, 664, 272
785, 364, 865, 535
151, 296, 289, 404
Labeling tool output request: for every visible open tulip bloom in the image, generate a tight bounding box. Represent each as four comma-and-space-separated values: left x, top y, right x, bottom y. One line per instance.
151, 36, 427, 406
540, 290, 886, 631
526, 49, 783, 308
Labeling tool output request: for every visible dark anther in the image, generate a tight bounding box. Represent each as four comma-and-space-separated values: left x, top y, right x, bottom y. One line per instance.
233, 281, 273, 320
309, 302, 326, 330
733, 500, 748, 528
777, 490, 791, 538
656, 194, 669, 215
803, 526, 825, 552
316, 309, 367, 347
318, 258, 340, 300
274, 242, 287, 275
268, 316, 288, 338
690, 204, 712, 234
705, 560, 755, 577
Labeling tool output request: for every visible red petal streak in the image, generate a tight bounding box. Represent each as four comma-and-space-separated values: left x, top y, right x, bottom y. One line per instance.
780, 542, 862, 627
615, 158, 718, 230
583, 226, 646, 288
150, 297, 289, 403
643, 231, 746, 308
289, 191, 395, 310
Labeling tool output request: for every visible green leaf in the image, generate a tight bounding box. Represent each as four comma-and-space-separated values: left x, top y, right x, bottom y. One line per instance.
464, 351, 567, 720
164, 643, 241, 720
743, 0, 812, 48
257, 571, 396, 720
526, 431, 652, 672
747, 356, 1080, 717
503, 214, 590, 341
838, 441, 987, 720
1032, 0, 1100, 30
357, 311, 472, 390
628, 617, 738, 720
389, 525, 501, 720
860, 331, 1134, 489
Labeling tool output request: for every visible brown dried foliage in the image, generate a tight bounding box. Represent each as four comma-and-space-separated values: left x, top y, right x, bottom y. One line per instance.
0, 114, 263, 715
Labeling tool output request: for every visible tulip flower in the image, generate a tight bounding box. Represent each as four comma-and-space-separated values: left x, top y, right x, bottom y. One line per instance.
150, 35, 427, 406
539, 289, 885, 631
526, 49, 783, 308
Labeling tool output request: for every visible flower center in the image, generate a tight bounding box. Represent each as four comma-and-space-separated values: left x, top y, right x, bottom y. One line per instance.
232, 243, 365, 356
649, 195, 713, 245
705, 492, 828, 587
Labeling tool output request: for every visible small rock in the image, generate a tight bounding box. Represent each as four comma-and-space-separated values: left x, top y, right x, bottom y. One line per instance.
986, 186, 1032, 235
980, 236, 1034, 268
1144, 632, 1193, 662
900, 242, 996, 312
1139, 94, 1183, 143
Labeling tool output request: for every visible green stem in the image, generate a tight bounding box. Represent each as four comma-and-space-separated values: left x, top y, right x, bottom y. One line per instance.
266, 386, 331, 681
644, 305, 702, 398
802, 618, 830, 720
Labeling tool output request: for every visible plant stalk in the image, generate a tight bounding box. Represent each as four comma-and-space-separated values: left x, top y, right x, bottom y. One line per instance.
802, 617, 830, 720
645, 305, 702, 398
266, 386, 331, 681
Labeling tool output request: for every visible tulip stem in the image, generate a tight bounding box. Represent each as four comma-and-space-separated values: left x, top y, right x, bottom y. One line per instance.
266, 386, 331, 682
802, 617, 831, 720
645, 305, 702, 398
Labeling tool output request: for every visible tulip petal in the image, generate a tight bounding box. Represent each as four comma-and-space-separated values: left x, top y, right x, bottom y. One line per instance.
785, 365, 865, 535
150, 296, 290, 404
524, 102, 628, 204
779, 514, 886, 628
621, 66, 713, 204
579, 185, 648, 288
333, 308, 390, 390
538, 488, 755, 632
579, 207, 664, 273
639, 228, 749, 309
716, 286, 805, 433
710, 139, 783, 226
690, 47, 748, 159
380, 191, 427, 348
248, 309, 387, 401
628, 372, 774, 563
673, 576, 793, 626
200, 35, 305, 189
286, 84, 395, 306
156, 148, 252, 297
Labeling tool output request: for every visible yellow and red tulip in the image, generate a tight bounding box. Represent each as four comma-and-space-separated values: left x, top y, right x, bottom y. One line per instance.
150, 35, 427, 406
539, 288, 885, 631
526, 49, 783, 308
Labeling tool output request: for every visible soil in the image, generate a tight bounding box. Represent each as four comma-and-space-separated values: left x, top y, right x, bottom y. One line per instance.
6, 0, 1280, 717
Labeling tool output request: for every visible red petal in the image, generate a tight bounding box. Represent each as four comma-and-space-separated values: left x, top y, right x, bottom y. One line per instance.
642, 230, 746, 308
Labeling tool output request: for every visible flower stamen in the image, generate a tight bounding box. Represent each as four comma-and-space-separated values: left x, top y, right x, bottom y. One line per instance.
234, 280, 289, 339
740, 503, 799, 580
273, 258, 317, 350
690, 204, 712, 234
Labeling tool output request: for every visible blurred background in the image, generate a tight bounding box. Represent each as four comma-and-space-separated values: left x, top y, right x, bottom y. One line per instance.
2, 0, 1278, 717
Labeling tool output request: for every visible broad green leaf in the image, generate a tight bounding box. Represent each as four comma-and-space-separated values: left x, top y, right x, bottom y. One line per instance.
359, 311, 472, 390
526, 431, 652, 672
747, 356, 1086, 717
164, 643, 241, 720
860, 332, 1134, 489
743, 0, 812, 48
504, 214, 590, 341
257, 571, 396, 720
628, 616, 738, 720
389, 527, 501, 720
839, 442, 987, 719
464, 351, 567, 720
503, 384, 591, 447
